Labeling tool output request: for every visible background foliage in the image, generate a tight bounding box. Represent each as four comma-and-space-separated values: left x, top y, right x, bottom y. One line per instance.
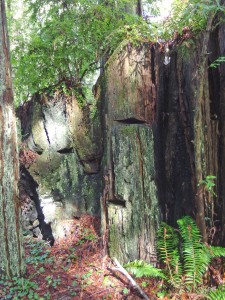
161, 0, 224, 39
7, 0, 156, 105
7, 0, 224, 106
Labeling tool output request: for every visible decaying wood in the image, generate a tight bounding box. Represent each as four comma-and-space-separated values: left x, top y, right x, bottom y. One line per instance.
110, 257, 150, 300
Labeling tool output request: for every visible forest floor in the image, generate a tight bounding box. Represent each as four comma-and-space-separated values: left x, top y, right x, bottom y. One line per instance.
1, 214, 224, 300
0, 214, 158, 300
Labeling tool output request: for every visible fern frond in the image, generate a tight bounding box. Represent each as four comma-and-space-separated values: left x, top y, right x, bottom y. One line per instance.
157, 223, 182, 288
177, 216, 210, 291
207, 285, 225, 300
124, 260, 165, 279
209, 246, 225, 258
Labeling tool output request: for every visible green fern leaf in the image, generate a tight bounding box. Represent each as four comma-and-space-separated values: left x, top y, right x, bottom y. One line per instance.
207, 285, 225, 300
156, 217, 225, 294
209, 246, 225, 258
157, 223, 182, 288
124, 260, 165, 279
177, 216, 210, 291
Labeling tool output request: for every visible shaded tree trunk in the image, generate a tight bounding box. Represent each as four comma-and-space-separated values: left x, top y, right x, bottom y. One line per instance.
0, 0, 24, 277
194, 16, 215, 242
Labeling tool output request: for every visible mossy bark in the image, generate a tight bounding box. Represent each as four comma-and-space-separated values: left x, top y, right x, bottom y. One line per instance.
0, 0, 24, 277
101, 45, 160, 264
108, 125, 159, 263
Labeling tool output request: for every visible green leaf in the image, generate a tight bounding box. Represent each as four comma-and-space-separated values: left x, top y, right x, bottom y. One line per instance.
157, 222, 182, 288
122, 288, 129, 295
207, 284, 225, 299
72, 280, 77, 287
124, 260, 165, 279
141, 281, 147, 287
177, 216, 211, 290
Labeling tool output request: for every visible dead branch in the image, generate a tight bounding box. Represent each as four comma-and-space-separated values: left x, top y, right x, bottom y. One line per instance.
111, 257, 150, 300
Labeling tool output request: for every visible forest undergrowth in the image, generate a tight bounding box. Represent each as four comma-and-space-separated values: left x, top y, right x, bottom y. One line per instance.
0, 215, 158, 300
1, 214, 225, 300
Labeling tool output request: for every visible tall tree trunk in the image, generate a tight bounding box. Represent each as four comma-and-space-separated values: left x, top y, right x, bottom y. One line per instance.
0, 0, 24, 277
101, 46, 160, 264
194, 9, 216, 242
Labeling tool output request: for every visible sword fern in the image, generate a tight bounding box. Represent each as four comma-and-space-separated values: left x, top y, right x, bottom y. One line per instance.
125, 216, 225, 297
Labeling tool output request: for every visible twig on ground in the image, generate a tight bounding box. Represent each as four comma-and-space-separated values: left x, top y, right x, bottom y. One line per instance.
110, 257, 150, 300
